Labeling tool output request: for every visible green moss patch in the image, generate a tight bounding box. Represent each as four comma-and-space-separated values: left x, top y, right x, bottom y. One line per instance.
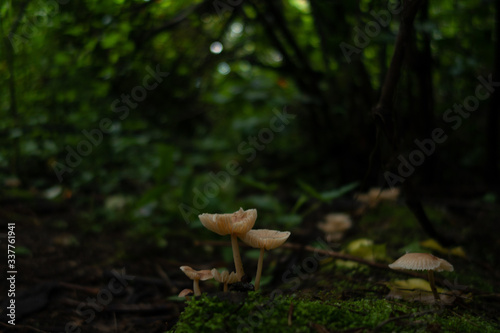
169, 292, 499, 332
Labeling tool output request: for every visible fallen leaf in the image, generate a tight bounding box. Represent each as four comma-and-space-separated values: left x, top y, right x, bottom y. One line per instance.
420, 239, 466, 258
386, 278, 455, 304
345, 238, 388, 261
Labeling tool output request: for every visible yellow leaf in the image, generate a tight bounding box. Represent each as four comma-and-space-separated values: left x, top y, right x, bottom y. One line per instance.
387, 278, 454, 304
420, 239, 466, 258
390, 278, 445, 292
345, 238, 387, 261
334, 259, 359, 269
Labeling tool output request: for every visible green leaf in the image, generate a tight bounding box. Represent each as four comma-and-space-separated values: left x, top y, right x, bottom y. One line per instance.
346, 238, 387, 261
15, 246, 32, 256
238, 176, 277, 192
297, 180, 359, 202
101, 31, 122, 49
296, 179, 323, 200
291, 194, 309, 213
276, 214, 302, 228
319, 182, 359, 201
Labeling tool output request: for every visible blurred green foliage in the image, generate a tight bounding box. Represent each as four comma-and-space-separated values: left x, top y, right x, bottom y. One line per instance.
0, 0, 497, 242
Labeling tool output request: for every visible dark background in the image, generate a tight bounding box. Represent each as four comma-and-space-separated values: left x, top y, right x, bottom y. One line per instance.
1, 0, 499, 331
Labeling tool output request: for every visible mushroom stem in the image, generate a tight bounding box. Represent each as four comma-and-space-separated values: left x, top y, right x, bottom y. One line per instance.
427, 270, 439, 301
193, 279, 201, 296
255, 248, 265, 291
223, 283, 228, 292
231, 234, 245, 280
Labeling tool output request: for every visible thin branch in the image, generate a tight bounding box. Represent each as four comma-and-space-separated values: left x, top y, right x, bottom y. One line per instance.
8, 0, 32, 38
372, 0, 423, 142
263, 0, 328, 110
405, 198, 454, 246
309, 0, 331, 75
249, 2, 298, 76
143, 0, 209, 40
0, 1, 31, 176
265, 1, 313, 75
156, 263, 179, 294
194, 239, 427, 279
486, 0, 500, 191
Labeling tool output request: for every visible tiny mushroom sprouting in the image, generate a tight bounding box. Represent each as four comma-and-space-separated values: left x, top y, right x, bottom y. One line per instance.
211, 269, 239, 292
199, 208, 257, 280
388, 253, 454, 301
178, 288, 194, 300
240, 229, 291, 291
180, 266, 213, 296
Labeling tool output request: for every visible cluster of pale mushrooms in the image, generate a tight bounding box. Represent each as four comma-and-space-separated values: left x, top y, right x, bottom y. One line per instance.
178, 207, 453, 303
179, 208, 291, 298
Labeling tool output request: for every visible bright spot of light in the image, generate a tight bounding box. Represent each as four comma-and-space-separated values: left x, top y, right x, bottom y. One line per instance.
290, 0, 310, 13
102, 15, 112, 25
210, 41, 223, 54
271, 51, 283, 62
231, 22, 243, 34
217, 62, 231, 75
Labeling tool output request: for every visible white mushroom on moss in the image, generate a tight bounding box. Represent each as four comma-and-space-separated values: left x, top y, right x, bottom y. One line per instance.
389, 253, 454, 301
211, 269, 239, 292
199, 208, 257, 280
179, 266, 213, 296
240, 229, 291, 291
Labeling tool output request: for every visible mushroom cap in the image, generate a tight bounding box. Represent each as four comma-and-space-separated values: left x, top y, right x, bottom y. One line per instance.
356, 187, 400, 208
178, 289, 194, 298
318, 213, 352, 233
199, 208, 257, 236
378, 187, 400, 201
388, 253, 454, 272
211, 269, 239, 284
180, 266, 214, 281
240, 229, 291, 250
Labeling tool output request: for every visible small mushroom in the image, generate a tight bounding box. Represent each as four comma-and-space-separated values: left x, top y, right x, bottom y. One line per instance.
178, 288, 194, 300
180, 266, 213, 296
199, 208, 257, 280
240, 229, 291, 291
378, 187, 400, 201
388, 253, 453, 301
356, 187, 400, 209
211, 269, 239, 292
317, 213, 352, 242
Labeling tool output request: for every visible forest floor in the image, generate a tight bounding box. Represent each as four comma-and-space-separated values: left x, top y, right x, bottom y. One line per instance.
1, 194, 500, 332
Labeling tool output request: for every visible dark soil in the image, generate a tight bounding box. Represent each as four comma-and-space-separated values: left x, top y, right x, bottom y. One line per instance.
1, 195, 500, 332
